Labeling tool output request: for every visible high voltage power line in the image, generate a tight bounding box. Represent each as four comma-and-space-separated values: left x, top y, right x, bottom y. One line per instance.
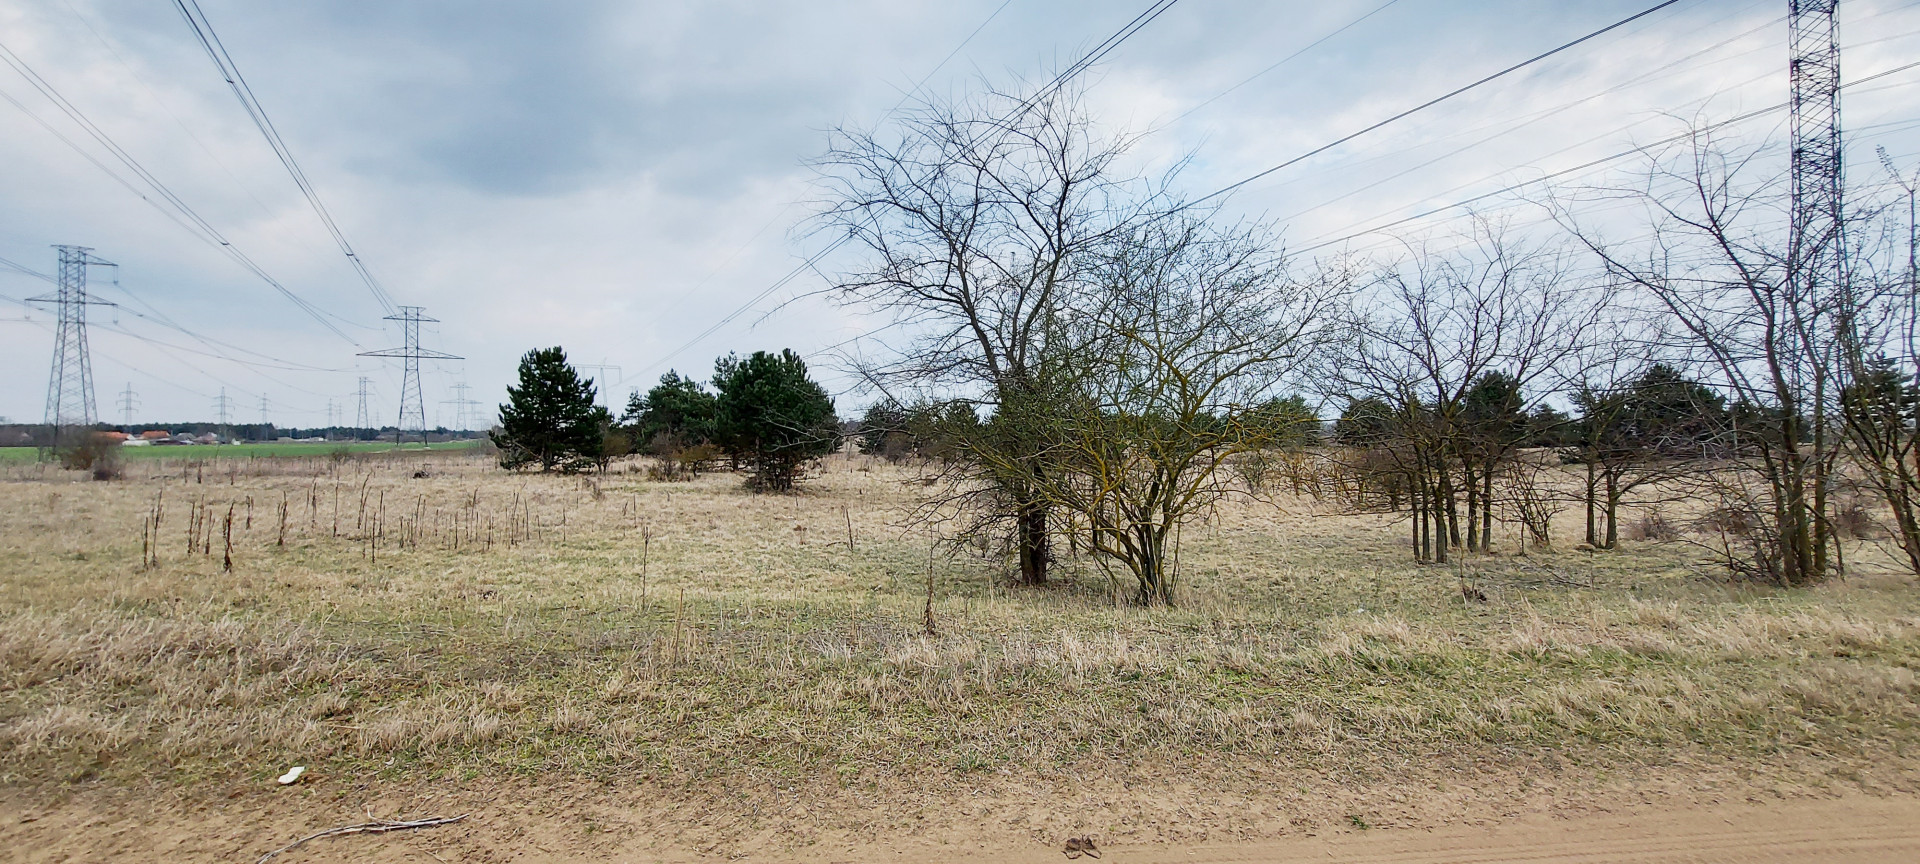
0, 252, 346, 373
1291, 57, 1920, 257
1260, 2, 1920, 257
171, 0, 399, 315
1194, 0, 1688, 204
0, 40, 359, 343
1165, 0, 1403, 127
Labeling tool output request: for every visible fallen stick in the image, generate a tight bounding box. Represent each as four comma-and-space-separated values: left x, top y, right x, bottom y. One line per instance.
255, 814, 467, 864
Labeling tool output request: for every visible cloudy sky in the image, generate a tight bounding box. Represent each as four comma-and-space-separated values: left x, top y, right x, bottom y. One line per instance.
1, 0, 1916, 429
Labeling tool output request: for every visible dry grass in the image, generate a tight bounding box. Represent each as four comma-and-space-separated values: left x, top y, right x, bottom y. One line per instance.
3, 451, 1919, 798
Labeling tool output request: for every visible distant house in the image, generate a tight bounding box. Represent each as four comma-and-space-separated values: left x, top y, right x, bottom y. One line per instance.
139, 430, 171, 441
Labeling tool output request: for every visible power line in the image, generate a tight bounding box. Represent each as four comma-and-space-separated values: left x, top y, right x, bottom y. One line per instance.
0, 41, 359, 342
1290, 57, 1920, 256
358, 307, 461, 445
171, 0, 399, 315
0, 251, 346, 373
1026, 0, 1181, 109
1267, 17, 1790, 246
1166, 0, 1404, 127
117, 382, 138, 431
1195, 0, 1689, 203
28, 246, 116, 436
644, 0, 1021, 330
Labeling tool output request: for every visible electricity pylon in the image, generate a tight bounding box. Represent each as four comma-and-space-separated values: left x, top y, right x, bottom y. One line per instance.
354, 376, 375, 439
214, 388, 233, 441
1788, 1, 1842, 315
441, 381, 483, 433
117, 383, 138, 433
27, 246, 116, 444
358, 307, 460, 446
581, 362, 622, 411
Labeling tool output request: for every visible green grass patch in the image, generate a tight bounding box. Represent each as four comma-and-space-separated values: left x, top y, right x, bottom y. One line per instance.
0, 439, 482, 462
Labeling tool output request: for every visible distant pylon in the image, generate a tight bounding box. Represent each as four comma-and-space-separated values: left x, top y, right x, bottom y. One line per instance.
117, 383, 138, 433
260, 394, 271, 427
354, 376, 373, 432
214, 387, 233, 429
441, 381, 483, 432
1788, 0, 1843, 316
358, 306, 460, 446
581, 362, 621, 410
27, 246, 116, 443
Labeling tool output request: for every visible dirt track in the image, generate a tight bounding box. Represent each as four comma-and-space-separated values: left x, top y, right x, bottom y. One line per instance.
1093, 796, 1920, 864
6, 791, 1918, 862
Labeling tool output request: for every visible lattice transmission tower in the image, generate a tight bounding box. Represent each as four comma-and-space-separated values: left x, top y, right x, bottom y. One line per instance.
580, 362, 621, 411
358, 306, 460, 446
117, 383, 138, 433
354, 376, 375, 440
441, 381, 484, 433
1788, 0, 1842, 314
27, 246, 116, 443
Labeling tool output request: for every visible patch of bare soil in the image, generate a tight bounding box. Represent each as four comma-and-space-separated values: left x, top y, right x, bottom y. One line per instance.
6, 755, 1920, 863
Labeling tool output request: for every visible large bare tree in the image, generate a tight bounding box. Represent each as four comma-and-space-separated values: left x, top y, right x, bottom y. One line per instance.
814, 82, 1172, 585
1559, 128, 1849, 585
1024, 215, 1344, 605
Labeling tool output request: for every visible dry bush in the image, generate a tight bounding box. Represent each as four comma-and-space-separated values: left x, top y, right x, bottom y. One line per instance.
58, 433, 122, 481
1700, 505, 1755, 536
1625, 508, 1682, 542
1832, 497, 1884, 540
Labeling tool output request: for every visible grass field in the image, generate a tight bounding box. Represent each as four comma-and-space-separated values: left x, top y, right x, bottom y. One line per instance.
2, 448, 1917, 852
0, 438, 483, 463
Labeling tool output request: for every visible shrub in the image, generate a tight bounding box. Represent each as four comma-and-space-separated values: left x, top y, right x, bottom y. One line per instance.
58, 433, 122, 481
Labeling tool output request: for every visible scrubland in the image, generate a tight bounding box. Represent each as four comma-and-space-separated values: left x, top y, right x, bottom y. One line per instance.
2, 449, 1918, 851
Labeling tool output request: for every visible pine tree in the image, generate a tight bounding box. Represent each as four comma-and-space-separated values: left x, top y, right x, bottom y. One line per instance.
492, 347, 609, 472
712, 350, 837, 491
622, 370, 717, 454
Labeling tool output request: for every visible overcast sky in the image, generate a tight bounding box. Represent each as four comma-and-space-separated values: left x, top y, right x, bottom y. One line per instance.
2, 0, 1916, 429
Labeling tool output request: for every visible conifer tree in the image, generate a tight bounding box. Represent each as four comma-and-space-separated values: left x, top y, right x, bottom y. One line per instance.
712, 350, 837, 490
493, 346, 608, 472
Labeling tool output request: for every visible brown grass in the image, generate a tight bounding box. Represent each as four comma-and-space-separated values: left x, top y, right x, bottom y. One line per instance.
3, 450, 1919, 805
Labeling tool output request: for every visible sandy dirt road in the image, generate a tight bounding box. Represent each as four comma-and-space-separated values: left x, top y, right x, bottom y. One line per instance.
1070, 796, 1920, 864
5, 792, 1918, 863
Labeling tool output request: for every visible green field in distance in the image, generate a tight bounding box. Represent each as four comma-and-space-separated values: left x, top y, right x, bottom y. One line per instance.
0, 439, 485, 462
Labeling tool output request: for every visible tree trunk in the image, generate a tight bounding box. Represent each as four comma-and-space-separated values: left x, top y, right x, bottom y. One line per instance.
1016, 500, 1049, 585
1480, 461, 1495, 553
1584, 457, 1598, 547
1603, 469, 1620, 549
1464, 462, 1480, 553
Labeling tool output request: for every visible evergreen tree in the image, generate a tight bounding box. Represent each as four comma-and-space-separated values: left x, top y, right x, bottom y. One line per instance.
1246, 394, 1321, 448
712, 350, 837, 490
1333, 396, 1396, 447
492, 346, 609, 472
622, 370, 717, 454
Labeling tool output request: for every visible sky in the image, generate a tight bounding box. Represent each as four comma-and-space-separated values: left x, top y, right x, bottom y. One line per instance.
1, 0, 1917, 430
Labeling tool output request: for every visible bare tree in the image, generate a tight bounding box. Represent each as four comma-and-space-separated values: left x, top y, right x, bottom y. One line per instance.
1022, 215, 1343, 605
1559, 128, 1848, 585
1569, 363, 1728, 549
1839, 151, 1920, 575
814, 82, 1172, 585
1321, 219, 1607, 563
